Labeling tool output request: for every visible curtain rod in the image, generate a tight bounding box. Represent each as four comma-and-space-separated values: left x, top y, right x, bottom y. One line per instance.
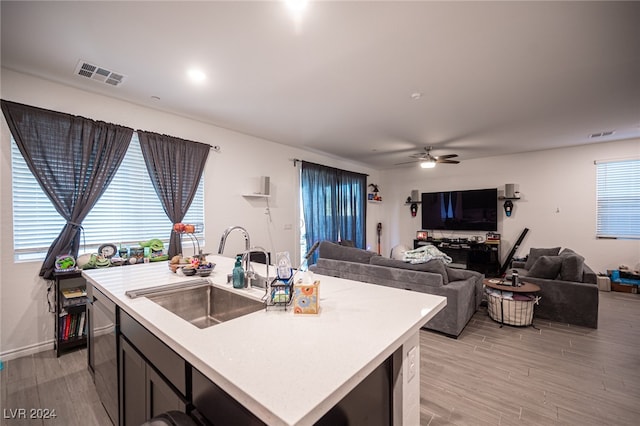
211, 145, 221, 153
289, 158, 369, 176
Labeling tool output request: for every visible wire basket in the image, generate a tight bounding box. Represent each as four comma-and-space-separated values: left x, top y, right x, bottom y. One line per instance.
486, 293, 535, 326
263, 278, 294, 310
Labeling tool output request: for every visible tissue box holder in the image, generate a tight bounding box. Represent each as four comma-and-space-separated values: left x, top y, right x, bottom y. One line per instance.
293, 280, 320, 315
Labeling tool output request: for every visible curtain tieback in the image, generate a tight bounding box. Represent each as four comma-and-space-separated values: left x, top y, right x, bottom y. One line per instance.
66, 221, 84, 229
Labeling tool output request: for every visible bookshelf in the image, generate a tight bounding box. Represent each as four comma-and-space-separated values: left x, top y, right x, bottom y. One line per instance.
54, 270, 88, 357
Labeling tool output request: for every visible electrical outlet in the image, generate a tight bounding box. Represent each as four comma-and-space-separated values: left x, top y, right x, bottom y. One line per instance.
407, 346, 417, 382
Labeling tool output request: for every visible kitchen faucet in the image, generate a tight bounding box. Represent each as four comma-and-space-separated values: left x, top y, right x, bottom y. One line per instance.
218, 225, 251, 254
218, 225, 252, 284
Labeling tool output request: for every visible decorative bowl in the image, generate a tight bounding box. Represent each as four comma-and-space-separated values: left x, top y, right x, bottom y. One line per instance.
183, 267, 197, 276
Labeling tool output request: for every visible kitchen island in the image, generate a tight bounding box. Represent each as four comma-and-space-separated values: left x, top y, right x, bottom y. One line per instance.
83, 255, 446, 425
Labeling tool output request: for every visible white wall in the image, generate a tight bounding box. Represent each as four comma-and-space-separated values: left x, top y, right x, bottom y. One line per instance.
380, 139, 640, 274
0, 69, 379, 358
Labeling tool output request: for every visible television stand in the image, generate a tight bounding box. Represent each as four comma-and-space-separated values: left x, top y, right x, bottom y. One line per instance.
414, 239, 500, 277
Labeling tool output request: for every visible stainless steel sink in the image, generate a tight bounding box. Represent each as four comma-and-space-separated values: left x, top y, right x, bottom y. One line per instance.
145, 284, 264, 328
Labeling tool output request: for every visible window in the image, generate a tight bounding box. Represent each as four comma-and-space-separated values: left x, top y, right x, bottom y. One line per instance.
11, 133, 204, 260
595, 159, 640, 239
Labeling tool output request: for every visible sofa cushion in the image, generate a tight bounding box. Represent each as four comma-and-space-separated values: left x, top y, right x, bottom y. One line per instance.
559, 251, 585, 282
370, 256, 449, 284
446, 267, 472, 283
318, 241, 378, 264
525, 247, 561, 270
528, 255, 563, 279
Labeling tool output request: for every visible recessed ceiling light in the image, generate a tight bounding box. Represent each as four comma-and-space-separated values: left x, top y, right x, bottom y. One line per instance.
285, 0, 308, 13
410, 92, 422, 100
187, 69, 206, 83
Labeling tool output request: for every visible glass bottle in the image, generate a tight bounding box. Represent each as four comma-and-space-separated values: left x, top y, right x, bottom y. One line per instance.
232, 255, 245, 289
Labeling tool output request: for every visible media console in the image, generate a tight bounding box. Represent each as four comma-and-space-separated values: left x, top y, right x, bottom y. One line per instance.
414, 239, 500, 277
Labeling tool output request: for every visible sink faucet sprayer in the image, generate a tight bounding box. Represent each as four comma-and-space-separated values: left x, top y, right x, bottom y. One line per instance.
241, 246, 270, 289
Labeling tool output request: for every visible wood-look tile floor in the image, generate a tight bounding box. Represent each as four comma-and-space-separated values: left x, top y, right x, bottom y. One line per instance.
420, 291, 640, 425
1, 291, 638, 425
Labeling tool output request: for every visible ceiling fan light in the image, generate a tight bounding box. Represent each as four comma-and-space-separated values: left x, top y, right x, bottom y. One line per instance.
420, 159, 436, 169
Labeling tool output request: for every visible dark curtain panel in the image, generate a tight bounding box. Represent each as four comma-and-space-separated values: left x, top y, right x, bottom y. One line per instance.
1, 100, 133, 279
337, 169, 367, 249
301, 162, 339, 263
137, 131, 210, 258
301, 161, 366, 264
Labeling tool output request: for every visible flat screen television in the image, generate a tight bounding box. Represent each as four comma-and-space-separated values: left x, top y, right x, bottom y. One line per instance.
421, 188, 498, 231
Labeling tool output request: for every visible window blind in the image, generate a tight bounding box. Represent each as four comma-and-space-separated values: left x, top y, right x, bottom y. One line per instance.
11, 133, 205, 260
595, 159, 640, 239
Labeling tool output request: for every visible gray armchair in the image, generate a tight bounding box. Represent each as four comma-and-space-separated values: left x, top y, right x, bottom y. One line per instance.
510, 247, 598, 328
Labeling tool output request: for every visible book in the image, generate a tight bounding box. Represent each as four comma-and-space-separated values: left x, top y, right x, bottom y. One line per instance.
63, 315, 71, 340
70, 314, 76, 338
61, 287, 86, 299
77, 312, 85, 338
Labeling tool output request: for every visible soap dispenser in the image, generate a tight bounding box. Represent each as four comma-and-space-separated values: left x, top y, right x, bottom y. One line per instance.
232, 255, 245, 289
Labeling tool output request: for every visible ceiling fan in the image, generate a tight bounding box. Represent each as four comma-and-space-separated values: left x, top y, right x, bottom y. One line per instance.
396, 146, 460, 168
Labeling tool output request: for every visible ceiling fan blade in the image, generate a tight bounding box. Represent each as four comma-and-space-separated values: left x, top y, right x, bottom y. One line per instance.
437, 159, 460, 164
394, 160, 421, 165
436, 154, 458, 159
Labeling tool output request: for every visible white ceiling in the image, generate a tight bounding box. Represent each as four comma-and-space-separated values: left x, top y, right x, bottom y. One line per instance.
2, 1, 639, 169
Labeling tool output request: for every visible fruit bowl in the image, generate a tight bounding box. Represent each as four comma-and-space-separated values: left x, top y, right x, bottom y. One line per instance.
196, 269, 212, 277
182, 267, 197, 276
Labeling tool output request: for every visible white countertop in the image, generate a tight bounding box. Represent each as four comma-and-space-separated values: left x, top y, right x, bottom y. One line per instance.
83, 255, 446, 425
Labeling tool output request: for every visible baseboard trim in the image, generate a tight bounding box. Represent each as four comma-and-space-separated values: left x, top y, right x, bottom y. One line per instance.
0, 339, 54, 361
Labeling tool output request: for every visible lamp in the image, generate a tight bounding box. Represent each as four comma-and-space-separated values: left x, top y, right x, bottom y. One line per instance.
420, 158, 436, 169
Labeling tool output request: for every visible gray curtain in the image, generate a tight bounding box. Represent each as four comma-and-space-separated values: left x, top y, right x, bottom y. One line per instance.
137, 131, 210, 258
1, 100, 133, 279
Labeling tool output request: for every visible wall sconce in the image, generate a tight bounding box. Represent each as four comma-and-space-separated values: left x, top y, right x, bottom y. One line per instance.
503, 200, 514, 217
406, 190, 420, 217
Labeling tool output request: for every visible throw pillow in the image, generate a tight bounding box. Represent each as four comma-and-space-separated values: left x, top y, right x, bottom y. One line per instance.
527, 255, 563, 279
559, 253, 585, 282
446, 267, 470, 282
524, 247, 561, 270
370, 256, 449, 284
317, 241, 378, 264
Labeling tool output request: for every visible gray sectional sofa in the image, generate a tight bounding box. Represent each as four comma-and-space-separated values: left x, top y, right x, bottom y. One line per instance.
510, 247, 599, 328
309, 241, 484, 337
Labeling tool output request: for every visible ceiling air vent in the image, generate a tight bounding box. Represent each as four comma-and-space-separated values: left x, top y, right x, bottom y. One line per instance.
590, 131, 615, 138
74, 60, 126, 87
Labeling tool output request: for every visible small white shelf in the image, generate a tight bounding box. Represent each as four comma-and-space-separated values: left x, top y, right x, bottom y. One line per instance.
242, 193, 271, 198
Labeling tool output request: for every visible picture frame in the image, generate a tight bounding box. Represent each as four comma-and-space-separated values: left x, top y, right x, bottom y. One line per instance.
416, 231, 428, 240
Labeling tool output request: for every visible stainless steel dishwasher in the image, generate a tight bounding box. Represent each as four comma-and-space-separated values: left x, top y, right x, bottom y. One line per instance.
88, 285, 118, 425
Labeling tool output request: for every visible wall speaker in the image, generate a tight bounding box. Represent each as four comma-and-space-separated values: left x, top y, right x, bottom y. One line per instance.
261, 176, 270, 195
505, 183, 515, 198
411, 189, 419, 202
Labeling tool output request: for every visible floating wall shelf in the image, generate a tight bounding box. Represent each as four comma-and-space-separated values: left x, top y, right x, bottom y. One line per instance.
242, 194, 271, 198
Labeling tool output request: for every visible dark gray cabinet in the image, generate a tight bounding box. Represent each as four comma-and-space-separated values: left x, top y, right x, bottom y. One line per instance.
119, 311, 187, 426
120, 337, 146, 426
